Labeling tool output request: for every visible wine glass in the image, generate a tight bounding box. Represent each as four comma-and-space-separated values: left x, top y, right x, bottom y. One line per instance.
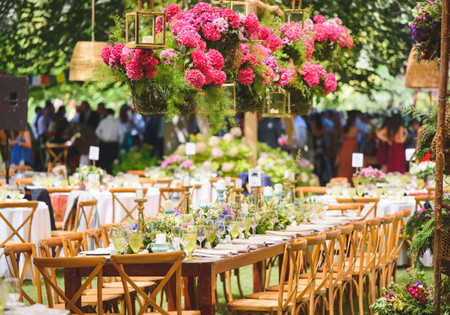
9, 189, 21, 201
216, 219, 226, 243
4, 278, 20, 308
111, 227, 127, 254
356, 184, 365, 197
0, 189, 7, 202
250, 215, 259, 236
204, 224, 217, 248
228, 220, 240, 240
0, 279, 9, 314
196, 225, 206, 248
18, 187, 25, 200
347, 187, 356, 198
171, 226, 183, 251
127, 230, 143, 254
182, 227, 197, 260
268, 211, 278, 230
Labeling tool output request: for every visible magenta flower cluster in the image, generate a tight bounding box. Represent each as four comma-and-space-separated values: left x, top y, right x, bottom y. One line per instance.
100, 44, 160, 81
358, 166, 386, 180
161, 155, 193, 169
185, 48, 226, 89
406, 281, 429, 303
312, 15, 353, 49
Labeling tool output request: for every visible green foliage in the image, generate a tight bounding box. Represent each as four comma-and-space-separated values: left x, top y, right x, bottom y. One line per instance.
198, 85, 236, 134
112, 145, 159, 176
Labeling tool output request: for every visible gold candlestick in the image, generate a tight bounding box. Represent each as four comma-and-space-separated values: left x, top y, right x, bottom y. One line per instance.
290, 179, 297, 203
182, 185, 193, 214
225, 186, 232, 204
134, 198, 147, 236
234, 188, 244, 215
253, 187, 262, 212
283, 177, 291, 200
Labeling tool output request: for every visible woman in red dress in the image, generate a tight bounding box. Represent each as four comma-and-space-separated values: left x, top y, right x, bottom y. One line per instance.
376, 113, 407, 173
337, 112, 359, 183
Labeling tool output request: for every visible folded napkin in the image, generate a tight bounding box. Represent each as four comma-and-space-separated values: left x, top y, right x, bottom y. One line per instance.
310, 218, 350, 227
265, 231, 297, 238
214, 243, 250, 253
193, 249, 233, 258
80, 248, 115, 256
285, 225, 317, 236
299, 223, 334, 232
249, 235, 286, 244
231, 238, 266, 248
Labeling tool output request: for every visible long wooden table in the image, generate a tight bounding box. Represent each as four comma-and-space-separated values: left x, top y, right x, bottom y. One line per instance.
64, 243, 285, 314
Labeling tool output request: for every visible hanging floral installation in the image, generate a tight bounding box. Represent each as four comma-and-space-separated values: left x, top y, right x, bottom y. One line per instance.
96, 2, 353, 133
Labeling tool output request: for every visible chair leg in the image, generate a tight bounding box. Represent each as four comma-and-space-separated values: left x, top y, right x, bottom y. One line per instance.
348, 281, 355, 315
358, 276, 364, 315
329, 288, 335, 315
234, 269, 244, 298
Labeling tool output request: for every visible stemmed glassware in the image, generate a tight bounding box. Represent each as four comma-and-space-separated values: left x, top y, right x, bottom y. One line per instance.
216, 219, 227, 243
196, 225, 206, 248
127, 229, 143, 254
250, 215, 258, 236
182, 227, 197, 260
0, 279, 8, 314
4, 278, 20, 309
171, 226, 183, 251
111, 226, 127, 254
204, 223, 217, 249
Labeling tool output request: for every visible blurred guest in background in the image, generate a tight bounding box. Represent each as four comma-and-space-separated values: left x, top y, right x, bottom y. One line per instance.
376, 113, 407, 173
337, 111, 358, 183
96, 109, 124, 174
10, 124, 32, 166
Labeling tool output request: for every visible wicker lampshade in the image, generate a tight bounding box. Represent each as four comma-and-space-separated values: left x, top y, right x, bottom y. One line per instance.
405, 47, 440, 89
69, 41, 107, 81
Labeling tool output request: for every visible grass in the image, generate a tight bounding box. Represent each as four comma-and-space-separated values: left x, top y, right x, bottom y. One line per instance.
21, 266, 434, 314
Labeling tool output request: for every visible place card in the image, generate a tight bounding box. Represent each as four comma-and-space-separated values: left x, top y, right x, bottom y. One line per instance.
248, 168, 261, 187
185, 142, 196, 155
89, 146, 100, 161
352, 153, 364, 168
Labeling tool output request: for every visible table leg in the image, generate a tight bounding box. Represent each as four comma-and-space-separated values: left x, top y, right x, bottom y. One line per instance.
183, 276, 196, 309
64, 268, 81, 310
253, 261, 263, 292
197, 264, 215, 314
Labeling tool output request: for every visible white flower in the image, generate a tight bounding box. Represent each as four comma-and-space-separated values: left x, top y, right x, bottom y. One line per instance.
222, 162, 234, 173
212, 147, 224, 159
222, 133, 234, 142
227, 146, 239, 158
208, 136, 220, 147
230, 127, 242, 138
196, 142, 207, 154
176, 144, 186, 155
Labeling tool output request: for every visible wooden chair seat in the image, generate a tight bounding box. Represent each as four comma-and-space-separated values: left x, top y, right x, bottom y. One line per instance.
266, 283, 327, 295
103, 281, 155, 289
54, 222, 64, 230
83, 287, 138, 296
227, 298, 293, 312
246, 290, 318, 303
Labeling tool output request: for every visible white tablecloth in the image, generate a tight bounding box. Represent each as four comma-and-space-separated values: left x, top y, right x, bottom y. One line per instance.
0, 201, 51, 276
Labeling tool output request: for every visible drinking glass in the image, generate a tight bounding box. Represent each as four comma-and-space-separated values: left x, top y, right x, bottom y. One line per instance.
268, 211, 278, 229
196, 225, 206, 248
216, 219, 227, 243
229, 221, 240, 239
9, 189, 21, 201
128, 231, 143, 254
111, 227, 127, 254
0, 279, 9, 314
171, 226, 183, 251
204, 225, 217, 248
416, 178, 425, 190
0, 189, 7, 202
4, 278, 20, 308
331, 184, 341, 197
347, 187, 356, 198
356, 185, 365, 197
182, 228, 197, 260
250, 215, 259, 236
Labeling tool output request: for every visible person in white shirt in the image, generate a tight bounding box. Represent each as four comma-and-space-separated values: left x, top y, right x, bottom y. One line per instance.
95, 109, 124, 174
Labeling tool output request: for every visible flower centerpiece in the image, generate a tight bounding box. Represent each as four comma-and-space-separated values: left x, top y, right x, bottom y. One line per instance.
75, 165, 106, 183
370, 268, 450, 315
409, 160, 436, 180
354, 166, 386, 184
160, 154, 195, 177
410, 0, 442, 61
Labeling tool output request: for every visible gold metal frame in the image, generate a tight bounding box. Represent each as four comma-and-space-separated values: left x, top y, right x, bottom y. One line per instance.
211, 0, 247, 14
125, 0, 166, 50
283, 0, 309, 24
263, 88, 290, 118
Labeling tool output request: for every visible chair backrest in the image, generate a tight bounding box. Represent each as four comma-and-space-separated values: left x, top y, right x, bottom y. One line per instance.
153, 178, 173, 188
329, 177, 348, 184
127, 170, 146, 177
326, 203, 365, 215
336, 224, 355, 280
110, 188, 148, 223
16, 177, 35, 188
86, 228, 108, 250
45, 143, 69, 172
336, 197, 380, 219
0, 201, 39, 248
359, 217, 382, 274
137, 177, 155, 187
415, 195, 434, 213
158, 187, 186, 213
39, 236, 69, 258
34, 256, 107, 315
64, 232, 89, 257
275, 239, 308, 311
4, 243, 42, 305
377, 215, 395, 268
46, 187, 76, 194
296, 186, 327, 199
72, 200, 98, 232
111, 251, 186, 315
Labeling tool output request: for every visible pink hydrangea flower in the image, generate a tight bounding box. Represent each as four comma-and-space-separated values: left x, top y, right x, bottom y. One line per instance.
109, 43, 125, 67
100, 45, 112, 65
276, 67, 296, 86
265, 34, 283, 52
164, 4, 182, 22
192, 2, 211, 15
238, 68, 255, 86
126, 58, 144, 80
181, 159, 194, 168
202, 22, 221, 41
185, 69, 206, 89
192, 49, 210, 70
244, 13, 259, 34
177, 26, 203, 48
160, 48, 177, 59
222, 9, 240, 28
313, 15, 327, 23
206, 49, 225, 70
304, 38, 314, 58
324, 73, 337, 94
258, 26, 271, 40
211, 69, 227, 86
213, 17, 228, 33
302, 62, 325, 87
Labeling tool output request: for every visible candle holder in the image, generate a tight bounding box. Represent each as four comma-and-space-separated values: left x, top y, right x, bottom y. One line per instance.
274, 191, 283, 200
234, 188, 244, 214
290, 179, 297, 203
253, 187, 262, 212
134, 198, 147, 236
216, 187, 227, 205
263, 193, 273, 201
283, 177, 291, 201
182, 185, 193, 214
225, 185, 233, 204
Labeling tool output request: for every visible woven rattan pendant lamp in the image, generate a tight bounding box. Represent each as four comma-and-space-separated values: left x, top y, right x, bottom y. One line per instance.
69, 0, 107, 81
405, 47, 440, 88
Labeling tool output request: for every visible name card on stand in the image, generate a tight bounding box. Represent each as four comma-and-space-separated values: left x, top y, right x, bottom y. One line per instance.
89, 146, 100, 161
186, 142, 196, 155
406, 148, 416, 162
248, 168, 261, 187
352, 153, 364, 168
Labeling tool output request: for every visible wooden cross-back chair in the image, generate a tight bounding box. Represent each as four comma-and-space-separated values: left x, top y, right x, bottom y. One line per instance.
228, 239, 309, 315
4, 243, 43, 305
126, 170, 146, 177
329, 177, 348, 184
296, 186, 327, 199
15, 177, 34, 188
46, 187, 77, 194
390, 209, 412, 281
110, 188, 148, 223
337, 197, 380, 219
415, 194, 435, 213
158, 187, 186, 213
111, 251, 200, 315
138, 177, 155, 187
52, 199, 98, 238
45, 143, 69, 173
34, 256, 121, 315
152, 178, 173, 188
0, 201, 39, 257
326, 203, 365, 216
13, 165, 32, 172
